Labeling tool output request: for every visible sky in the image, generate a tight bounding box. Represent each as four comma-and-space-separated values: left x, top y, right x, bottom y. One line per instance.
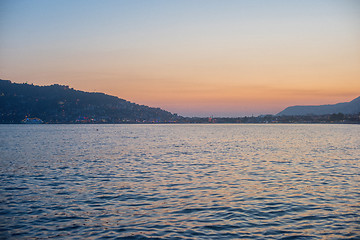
1, 0, 359, 117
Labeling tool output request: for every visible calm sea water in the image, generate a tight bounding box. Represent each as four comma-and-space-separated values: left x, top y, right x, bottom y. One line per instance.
0, 124, 359, 239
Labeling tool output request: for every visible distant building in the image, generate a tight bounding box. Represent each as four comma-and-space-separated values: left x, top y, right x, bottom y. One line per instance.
21, 117, 44, 124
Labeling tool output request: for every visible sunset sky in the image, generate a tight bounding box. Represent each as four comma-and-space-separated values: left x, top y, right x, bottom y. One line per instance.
1, 0, 359, 116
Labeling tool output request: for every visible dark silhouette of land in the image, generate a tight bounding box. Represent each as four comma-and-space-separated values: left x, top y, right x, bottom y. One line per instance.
185, 113, 359, 124
1, 79, 359, 124
0, 79, 181, 123
277, 96, 360, 116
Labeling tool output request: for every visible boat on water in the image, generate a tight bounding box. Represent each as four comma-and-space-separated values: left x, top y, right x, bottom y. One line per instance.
21, 118, 44, 124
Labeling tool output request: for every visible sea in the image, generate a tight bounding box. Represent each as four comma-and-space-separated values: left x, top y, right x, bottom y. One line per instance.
0, 124, 359, 239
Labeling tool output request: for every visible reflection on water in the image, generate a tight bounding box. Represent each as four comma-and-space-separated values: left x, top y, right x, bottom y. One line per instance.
0, 124, 359, 239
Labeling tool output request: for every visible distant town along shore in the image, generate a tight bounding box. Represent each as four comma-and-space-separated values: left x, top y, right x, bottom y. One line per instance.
1, 79, 359, 124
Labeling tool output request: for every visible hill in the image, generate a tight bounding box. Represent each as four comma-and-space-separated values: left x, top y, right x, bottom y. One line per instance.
0, 79, 181, 123
277, 96, 360, 116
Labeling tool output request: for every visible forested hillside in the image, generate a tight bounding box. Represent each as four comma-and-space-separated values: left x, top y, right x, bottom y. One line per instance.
0, 79, 181, 123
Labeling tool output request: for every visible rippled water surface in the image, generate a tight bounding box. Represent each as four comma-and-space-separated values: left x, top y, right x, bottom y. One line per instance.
0, 124, 359, 239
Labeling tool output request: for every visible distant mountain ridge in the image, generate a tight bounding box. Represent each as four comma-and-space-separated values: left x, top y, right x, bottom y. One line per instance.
0, 79, 181, 123
277, 96, 360, 116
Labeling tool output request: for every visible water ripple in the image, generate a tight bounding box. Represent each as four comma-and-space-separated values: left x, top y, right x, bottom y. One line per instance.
0, 124, 359, 239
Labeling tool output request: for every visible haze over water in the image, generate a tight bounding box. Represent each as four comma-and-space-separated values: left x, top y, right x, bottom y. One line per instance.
1, 124, 359, 239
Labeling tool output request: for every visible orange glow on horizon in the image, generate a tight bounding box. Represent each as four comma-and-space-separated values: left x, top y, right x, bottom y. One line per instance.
1, 0, 359, 116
